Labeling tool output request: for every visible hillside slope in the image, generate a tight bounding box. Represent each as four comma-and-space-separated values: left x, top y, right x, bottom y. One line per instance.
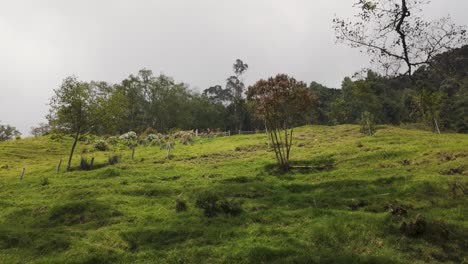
0, 125, 467, 263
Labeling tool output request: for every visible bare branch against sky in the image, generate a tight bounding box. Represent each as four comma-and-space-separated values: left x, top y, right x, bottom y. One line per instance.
1, 0, 467, 134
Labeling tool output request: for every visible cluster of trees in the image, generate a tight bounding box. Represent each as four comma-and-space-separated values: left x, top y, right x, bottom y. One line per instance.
45, 59, 256, 139
0, 122, 21, 141
27, 43, 468, 144
310, 45, 468, 133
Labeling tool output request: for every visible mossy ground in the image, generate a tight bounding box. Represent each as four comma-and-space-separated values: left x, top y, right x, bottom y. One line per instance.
0, 125, 467, 263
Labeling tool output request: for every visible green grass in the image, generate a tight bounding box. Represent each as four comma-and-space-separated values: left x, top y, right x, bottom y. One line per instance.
0, 125, 467, 263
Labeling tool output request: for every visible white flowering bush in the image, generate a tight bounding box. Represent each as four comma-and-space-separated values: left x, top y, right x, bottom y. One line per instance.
146, 133, 164, 146
119, 131, 137, 141
119, 131, 138, 147
93, 139, 109, 151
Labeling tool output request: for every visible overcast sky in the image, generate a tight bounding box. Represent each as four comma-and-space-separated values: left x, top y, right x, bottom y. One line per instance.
1, 0, 467, 135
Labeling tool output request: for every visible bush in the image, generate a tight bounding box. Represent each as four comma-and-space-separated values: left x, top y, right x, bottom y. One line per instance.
179, 132, 194, 145
106, 136, 119, 145
141, 127, 157, 138
218, 199, 243, 216
195, 192, 220, 217
120, 132, 138, 146
175, 200, 187, 212
79, 157, 94, 170
400, 214, 426, 237
41, 178, 49, 186
93, 140, 109, 151
360, 111, 375, 136
49, 132, 64, 141
108, 154, 120, 165
79, 134, 95, 144
146, 133, 164, 146
195, 192, 243, 217
119, 131, 137, 141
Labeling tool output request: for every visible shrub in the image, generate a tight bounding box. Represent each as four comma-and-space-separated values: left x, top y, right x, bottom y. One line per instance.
195, 192, 220, 217
108, 154, 120, 165
141, 127, 157, 138
119, 131, 137, 141
218, 199, 243, 216
195, 192, 243, 217
360, 111, 375, 136
106, 136, 119, 145
41, 178, 49, 186
120, 132, 138, 147
400, 214, 426, 237
79, 157, 94, 170
49, 132, 64, 141
179, 132, 194, 145
79, 134, 95, 144
175, 200, 187, 212
93, 140, 109, 151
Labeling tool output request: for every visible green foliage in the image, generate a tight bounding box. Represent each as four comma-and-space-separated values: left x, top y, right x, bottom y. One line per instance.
360, 111, 375, 136
108, 154, 120, 165
106, 136, 119, 145
0, 123, 21, 142
175, 200, 187, 213
93, 139, 109, 151
195, 192, 242, 217
40, 177, 49, 186
119, 131, 138, 147
79, 157, 93, 170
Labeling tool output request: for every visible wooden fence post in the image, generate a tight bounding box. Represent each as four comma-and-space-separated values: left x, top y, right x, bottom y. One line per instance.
90, 157, 94, 169
228, 130, 231, 136
56, 159, 62, 173
19, 168, 25, 180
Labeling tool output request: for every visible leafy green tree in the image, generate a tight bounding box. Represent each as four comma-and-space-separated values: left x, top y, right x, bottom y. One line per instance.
48, 76, 92, 171
412, 88, 445, 134
88, 81, 128, 135
0, 122, 21, 141
248, 74, 316, 170
226, 59, 249, 131
203, 85, 232, 105
30, 122, 50, 137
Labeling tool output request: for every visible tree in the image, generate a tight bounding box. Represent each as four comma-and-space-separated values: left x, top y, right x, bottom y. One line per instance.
30, 122, 50, 137
0, 123, 21, 141
248, 74, 316, 170
203, 85, 232, 105
333, 0, 467, 76
412, 88, 444, 134
226, 59, 249, 131
48, 76, 92, 171
88, 81, 128, 135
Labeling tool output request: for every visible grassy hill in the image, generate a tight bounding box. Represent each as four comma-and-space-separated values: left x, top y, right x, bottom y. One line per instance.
0, 125, 467, 263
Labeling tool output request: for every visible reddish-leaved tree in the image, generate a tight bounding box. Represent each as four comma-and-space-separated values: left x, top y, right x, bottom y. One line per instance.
247, 74, 316, 170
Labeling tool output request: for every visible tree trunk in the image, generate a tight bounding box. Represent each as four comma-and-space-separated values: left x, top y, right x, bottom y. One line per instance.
366, 118, 372, 136
434, 117, 441, 134
66, 127, 80, 172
